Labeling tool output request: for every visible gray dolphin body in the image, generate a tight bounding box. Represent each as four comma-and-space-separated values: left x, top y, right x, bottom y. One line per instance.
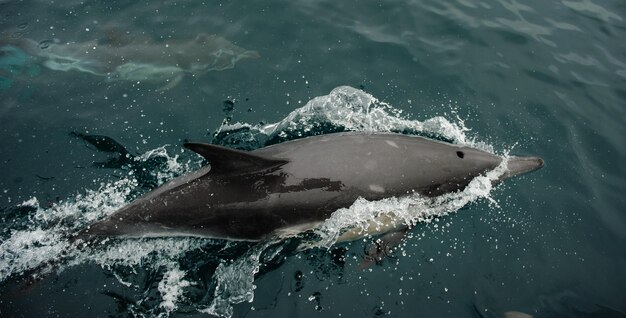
3, 33, 259, 88
78, 132, 544, 241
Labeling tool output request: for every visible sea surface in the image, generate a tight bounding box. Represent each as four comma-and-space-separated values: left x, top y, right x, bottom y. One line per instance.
0, 0, 625, 317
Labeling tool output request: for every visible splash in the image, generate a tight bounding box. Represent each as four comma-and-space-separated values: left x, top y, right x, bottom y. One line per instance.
313, 156, 510, 248
0, 179, 134, 281
158, 263, 192, 316
201, 243, 267, 317
196, 156, 510, 317
0, 86, 509, 317
0, 146, 189, 282
213, 86, 493, 152
195, 86, 507, 316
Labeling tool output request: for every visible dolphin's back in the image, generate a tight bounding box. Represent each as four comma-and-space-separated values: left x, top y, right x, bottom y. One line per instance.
253, 132, 499, 196
78, 132, 507, 241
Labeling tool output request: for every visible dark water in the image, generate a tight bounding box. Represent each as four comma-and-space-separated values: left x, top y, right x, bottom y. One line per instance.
1, 0, 625, 317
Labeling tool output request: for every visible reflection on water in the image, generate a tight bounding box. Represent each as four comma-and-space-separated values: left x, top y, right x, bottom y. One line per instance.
1, 31, 259, 90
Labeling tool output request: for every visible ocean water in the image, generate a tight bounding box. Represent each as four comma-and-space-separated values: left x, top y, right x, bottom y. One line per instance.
0, 0, 625, 317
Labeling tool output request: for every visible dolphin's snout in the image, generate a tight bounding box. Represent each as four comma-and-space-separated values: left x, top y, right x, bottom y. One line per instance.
500, 156, 545, 180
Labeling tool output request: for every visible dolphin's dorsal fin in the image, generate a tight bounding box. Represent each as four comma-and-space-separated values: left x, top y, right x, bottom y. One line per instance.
184, 142, 288, 174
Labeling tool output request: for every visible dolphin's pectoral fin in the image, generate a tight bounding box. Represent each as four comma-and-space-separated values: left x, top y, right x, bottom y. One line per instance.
184, 142, 289, 174
358, 226, 409, 270
70, 131, 129, 155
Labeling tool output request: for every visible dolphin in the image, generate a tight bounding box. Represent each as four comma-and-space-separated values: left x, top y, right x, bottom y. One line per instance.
77, 132, 544, 242
1, 33, 259, 89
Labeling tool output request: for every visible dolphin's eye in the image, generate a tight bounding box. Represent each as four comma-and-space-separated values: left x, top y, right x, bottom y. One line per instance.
456, 151, 464, 159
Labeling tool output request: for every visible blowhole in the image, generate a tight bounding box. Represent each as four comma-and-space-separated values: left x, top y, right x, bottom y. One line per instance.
456, 151, 464, 159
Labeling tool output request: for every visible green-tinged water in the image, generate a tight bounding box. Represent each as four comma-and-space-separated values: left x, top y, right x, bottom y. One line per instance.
0, 1, 624, 317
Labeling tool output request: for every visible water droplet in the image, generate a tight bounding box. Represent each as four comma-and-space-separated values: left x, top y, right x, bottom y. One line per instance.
17, 22, 28, 30
38, 39, 52, 49
11, 31, 22, 39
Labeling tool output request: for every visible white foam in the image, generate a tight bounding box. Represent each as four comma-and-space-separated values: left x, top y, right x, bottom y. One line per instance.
135, 145, 189, 186
0, 228, 70, 281
313, 156, 510, 248
17, 197, 39, 207
75, 238, 206, 270
215, 86, 494, 153
158, 263, 192, 315
0, 146, 189, 282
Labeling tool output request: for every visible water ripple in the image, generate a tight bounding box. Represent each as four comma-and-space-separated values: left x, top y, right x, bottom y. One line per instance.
562, 0, 623, 23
